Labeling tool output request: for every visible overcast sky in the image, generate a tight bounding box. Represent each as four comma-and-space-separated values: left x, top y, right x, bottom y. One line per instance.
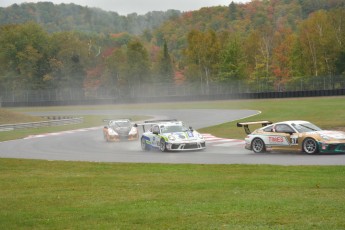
0, 0, 251, 15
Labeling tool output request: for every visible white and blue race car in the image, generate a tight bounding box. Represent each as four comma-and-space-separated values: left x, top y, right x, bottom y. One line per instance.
138, 120, 206, 152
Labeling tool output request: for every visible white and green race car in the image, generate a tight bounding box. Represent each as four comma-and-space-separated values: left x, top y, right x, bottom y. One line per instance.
138, 120, 206, 152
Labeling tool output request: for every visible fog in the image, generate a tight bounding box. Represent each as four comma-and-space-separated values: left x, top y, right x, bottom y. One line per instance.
1, 0, 251, 15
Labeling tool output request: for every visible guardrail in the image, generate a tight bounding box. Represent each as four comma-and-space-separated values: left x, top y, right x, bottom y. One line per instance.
0, 117, 84, 132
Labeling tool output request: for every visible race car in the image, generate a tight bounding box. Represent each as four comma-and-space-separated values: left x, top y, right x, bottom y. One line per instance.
237, 120, 345, 154
103, 119, 138, 141
138, 120, 206, 152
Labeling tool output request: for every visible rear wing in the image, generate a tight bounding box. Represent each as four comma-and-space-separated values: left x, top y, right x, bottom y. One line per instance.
144, 119, 177, 123
102, 118, 132, 123
237, 121, 272, 134
134, 119, 179, 132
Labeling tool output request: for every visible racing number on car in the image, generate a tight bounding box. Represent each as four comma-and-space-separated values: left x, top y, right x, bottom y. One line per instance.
290, 135, 298, 145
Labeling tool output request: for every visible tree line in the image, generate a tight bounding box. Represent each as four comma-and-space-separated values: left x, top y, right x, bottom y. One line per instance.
181, 8, 345, 93
0, 2, 181, 34
0, 1, 345, 99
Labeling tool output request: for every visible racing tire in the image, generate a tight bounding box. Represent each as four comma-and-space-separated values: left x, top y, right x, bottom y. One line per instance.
302, 138, 319, 155
141, 137, 149, 151
160, 139, 167, 152
104, 133, 109, 142
251, 138, 266, 153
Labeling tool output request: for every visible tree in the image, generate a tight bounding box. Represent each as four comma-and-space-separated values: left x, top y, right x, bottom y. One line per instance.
271, 28, 295, 91
184, 29, 221, 93
298, 10, 343, 77
158, 40, 174, 83
0, 22, 51, 90
218, 36, 246, 82
50, 31, 89, 89
228, 1, 238, 21
244, 29, 274, 92
126, 40, 151, 88
101, 47, 128, 97
330, 8, 345, 75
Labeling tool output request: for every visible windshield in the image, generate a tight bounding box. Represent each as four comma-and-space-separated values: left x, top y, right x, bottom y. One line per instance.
111, 121, 131, 128
292, 122, 322, 133
161, 125, 187, 133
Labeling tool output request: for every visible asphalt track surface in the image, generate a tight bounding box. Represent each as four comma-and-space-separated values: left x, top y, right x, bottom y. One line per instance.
1, 109, 345, 165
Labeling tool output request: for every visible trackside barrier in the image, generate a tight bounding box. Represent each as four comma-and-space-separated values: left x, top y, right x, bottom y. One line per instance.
0, 117, 84, 132
1, 89, 344, 107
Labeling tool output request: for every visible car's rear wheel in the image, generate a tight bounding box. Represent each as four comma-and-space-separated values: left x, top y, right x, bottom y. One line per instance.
302, 138, 319, 154
160, 139, 167, 152
141, 137, 149, 151
251, 138, 266, 153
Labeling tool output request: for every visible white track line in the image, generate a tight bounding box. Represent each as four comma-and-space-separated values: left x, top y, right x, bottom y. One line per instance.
24, 126, 102, 139
203, 133, 244, 146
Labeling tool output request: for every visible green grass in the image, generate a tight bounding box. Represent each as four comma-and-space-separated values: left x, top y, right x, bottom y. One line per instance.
0, 108, 45, 124
0, 159, 344, 229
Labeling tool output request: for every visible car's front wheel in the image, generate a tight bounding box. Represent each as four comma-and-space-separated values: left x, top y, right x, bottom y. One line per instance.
302, 138, 319, 154
251, 138, 266, 153
160, 139, 167, 152
104, 133, 109, 142
141, 137, 149, 151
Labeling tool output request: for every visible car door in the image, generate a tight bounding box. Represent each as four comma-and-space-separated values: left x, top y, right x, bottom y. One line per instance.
270, 124, 299, 151
151, 125, 162, 148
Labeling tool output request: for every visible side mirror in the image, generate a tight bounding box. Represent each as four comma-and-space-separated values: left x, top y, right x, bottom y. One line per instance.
189, 126, 194, 131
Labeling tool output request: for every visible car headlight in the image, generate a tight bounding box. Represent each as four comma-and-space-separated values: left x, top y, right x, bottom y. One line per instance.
129, 127, 138, 135
320, 134, 330, 140
198, 133, 204, 139
168, 135, 175, 141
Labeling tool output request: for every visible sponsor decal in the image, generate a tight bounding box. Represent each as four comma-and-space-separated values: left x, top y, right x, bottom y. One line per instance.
269, 136, 284, 143
187, 131, 194, 137
267, 136, 289, 146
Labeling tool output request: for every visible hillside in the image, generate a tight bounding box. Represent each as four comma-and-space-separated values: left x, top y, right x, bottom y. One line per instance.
0, 2, 181, 35
1, 0, 344, 36
156, 0, 345, 56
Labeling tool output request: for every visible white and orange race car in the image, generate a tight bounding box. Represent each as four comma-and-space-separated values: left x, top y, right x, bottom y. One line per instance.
103, 119, 138, 142
237, 120, 345, 154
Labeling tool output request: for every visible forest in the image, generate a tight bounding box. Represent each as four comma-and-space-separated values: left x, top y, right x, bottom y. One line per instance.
0, 0, 345, 101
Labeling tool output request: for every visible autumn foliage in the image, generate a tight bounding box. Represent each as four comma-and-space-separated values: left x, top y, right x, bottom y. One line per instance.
0, 0, 344, 95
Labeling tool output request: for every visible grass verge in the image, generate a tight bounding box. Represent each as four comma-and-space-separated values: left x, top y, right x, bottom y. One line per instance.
0, 159, 344, 229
